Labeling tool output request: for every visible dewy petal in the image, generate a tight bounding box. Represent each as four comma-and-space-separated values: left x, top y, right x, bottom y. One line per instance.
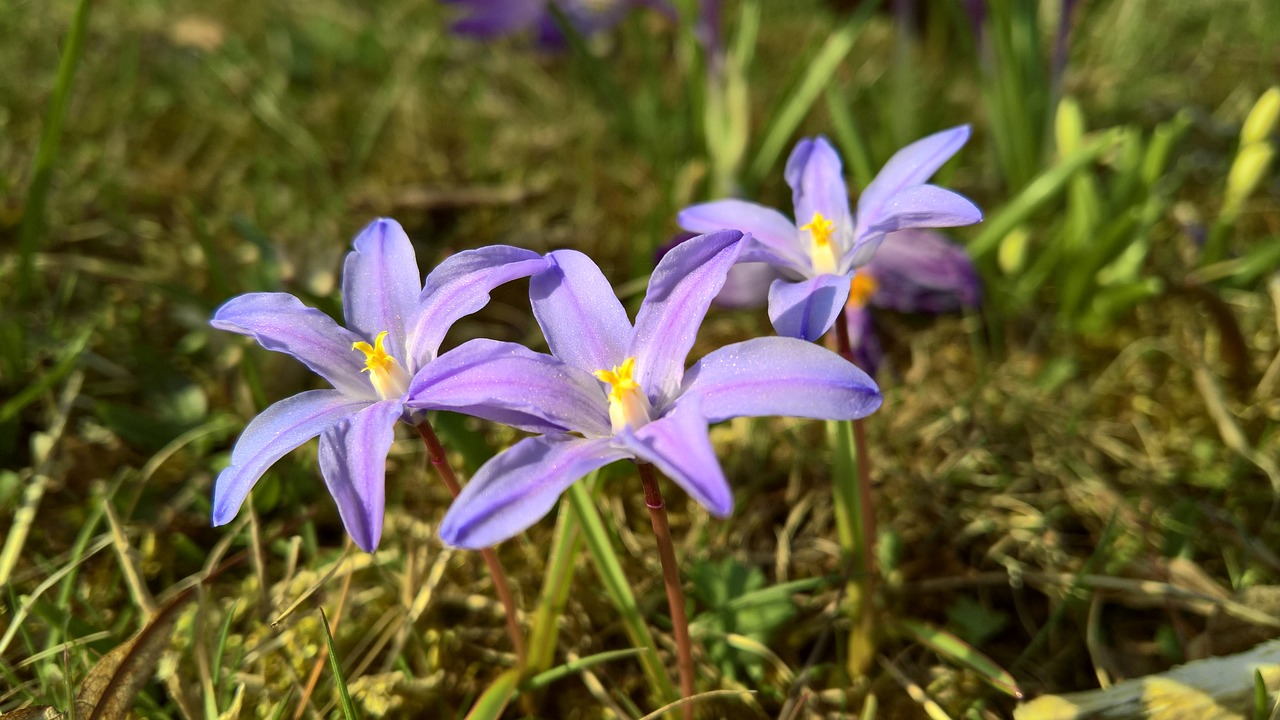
211, 293, 372, 399
619, 397, 732, 517
848, 185, 982, 267
854, 125, 971, 245
678, 199, 807, 268
211, 390, 372, 527
865, 229, 982, 313
629, 229, 744, 406
317, 399, 402, 552
681, 336, 882, 423
407, 339, 612, 437
785, 137, 853, 244
439, 435, 628, 549
766, 274, 852, 342
407, 245, 547, 368
530, 250, 632, 374
342, 218, 422, 364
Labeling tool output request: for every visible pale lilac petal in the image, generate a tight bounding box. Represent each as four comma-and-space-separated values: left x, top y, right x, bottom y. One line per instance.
714, 262, 779, 309
212, 390, 372, 526
844, 305, 883, 376
785, 137, 853, 238
619, 398, 732, 516
211, 293, 371, 399
766, 274, 852, 342
865, 229, 982, 313
849, 185, 982, 266
318, 399, 402, 552
678, 200, 806, 268
439, 435, 629, 549
855, 125, 971, 243
530, 250, 632, 374
446, 0, 543, 37
630, 229, 744, 405
342, 219, 421, 363
408, 245, 547, 368
407, 339, 611, 437
681, 336, 881, 423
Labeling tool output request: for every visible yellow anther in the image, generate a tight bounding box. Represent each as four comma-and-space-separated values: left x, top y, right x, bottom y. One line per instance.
801, 212, 841, 275
352, 330, 410, 400
593, 357, 652, 433
801, 212, 836, 248
847, 271, 880, 308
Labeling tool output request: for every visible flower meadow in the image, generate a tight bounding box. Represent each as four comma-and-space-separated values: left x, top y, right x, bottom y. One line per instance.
3, 1, 1280, 719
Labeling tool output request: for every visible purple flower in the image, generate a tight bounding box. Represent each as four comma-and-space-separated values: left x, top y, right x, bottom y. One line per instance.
444, 0, 671, 47
407, 230, 882, 549
678, 127, 982, 341
209, 218, 546, 552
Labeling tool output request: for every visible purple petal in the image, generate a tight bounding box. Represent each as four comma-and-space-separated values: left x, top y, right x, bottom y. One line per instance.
630, 229, 744, 405
678, 200, 806, 268
619, 397, 732, 516
211, 293, 372, 399
439, 435, 628, 548
530, 250, 632, 374
408, 245, 547, 368
855, 126, 971, 244
407, 339, 611, 437
342, 219, 421, 364
785, 137, 853, 243
865, 229, 982, 313
844, 306, 883, 376
849, 185, 982, 267
446, 0, 543, 37
766, 274, 852, 342
681, 336, 881, 423
212, 390, 372, 526
318, 399, 402, 552
715, 262, 780, 309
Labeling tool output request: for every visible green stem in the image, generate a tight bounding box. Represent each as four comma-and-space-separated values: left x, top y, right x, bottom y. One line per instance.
525, 491, 584, 673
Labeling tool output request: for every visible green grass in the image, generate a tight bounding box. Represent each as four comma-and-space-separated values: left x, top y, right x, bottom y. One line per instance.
2, 0, 1279, 717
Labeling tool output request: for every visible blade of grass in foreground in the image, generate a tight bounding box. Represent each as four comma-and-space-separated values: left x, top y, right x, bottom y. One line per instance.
894, 620, 1022, 699
318, 607, 357, 720
567, 480, 680, 705
17, 0, 93, 304
465, 668, 522, 720
526, 491, 585, 674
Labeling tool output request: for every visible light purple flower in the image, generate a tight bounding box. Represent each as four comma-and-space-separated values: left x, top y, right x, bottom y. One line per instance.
210, 218, 546, 551
444, 0, 672, 47
407, 230, 882, 549
678, 127, 982, 341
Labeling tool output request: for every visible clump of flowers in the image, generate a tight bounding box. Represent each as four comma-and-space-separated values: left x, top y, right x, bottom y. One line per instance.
444, 0, 672, 48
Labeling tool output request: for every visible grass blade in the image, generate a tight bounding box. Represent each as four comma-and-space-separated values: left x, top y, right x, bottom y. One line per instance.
894, 620, 1022, 699
526, 492, 584, 674
317, 607, 356, 720
524, 648, 647, 690
464, 668, 521, 720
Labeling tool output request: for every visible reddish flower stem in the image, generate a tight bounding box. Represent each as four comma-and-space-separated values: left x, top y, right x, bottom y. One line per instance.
415, 420, 527, 664
833, 306, 878, 584
636, 462, 696, 720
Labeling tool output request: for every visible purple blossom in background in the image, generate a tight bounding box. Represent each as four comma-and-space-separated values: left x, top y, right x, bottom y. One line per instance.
678, 127, 982, 342
209, 218, 546, 551
444, 0, 672, 47
407, 230, 882, 549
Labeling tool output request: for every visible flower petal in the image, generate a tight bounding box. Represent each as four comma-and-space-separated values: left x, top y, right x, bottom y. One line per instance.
785, 137, 853, 242
407, 339, 612, 437
342, 218, 422, 364
530, 250, 633, 374
766, 274, 852, 342
211, 293, 371, 398
681, 336, 882, 423
212, 390, 372, 526
851, 184, 983, 266
439, 435, 628, 548
678, 199, 806, 268
715, 262, 780, 309
318, 399, 402, 552
844, 306, 883, 376
854, 125, 971, 245
619, 397, 732, 517
865, 229, 982, 313
445, 0, 542, 37
408, 245, 547, 368
630, 229, 744, 405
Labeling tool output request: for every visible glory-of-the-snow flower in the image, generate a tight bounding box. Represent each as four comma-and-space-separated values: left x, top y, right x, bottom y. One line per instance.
678, 126, 982, 341
444, 0, 670, 47
209, 218, 546, 551
405, 229, 883, 549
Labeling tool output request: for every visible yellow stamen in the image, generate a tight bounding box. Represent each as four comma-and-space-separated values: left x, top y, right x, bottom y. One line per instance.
800, 211, 841, 275
593, 357, 652, 433
352, 330, 410, 400
847, 271, 879, 308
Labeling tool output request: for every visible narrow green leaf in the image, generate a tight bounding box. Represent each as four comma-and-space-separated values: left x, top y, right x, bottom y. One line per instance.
464, 668, 521, 720
318, 607, 357, 720
524, 648, 647, 690
526, 492, 584, 674
895, 620, 1022, 699
0, 326, 92, 425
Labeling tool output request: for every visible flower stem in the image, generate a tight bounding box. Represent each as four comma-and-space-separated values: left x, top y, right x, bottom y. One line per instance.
636, 462, 696, 720
415, 419, 527, 665
832, 306, 878, 583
